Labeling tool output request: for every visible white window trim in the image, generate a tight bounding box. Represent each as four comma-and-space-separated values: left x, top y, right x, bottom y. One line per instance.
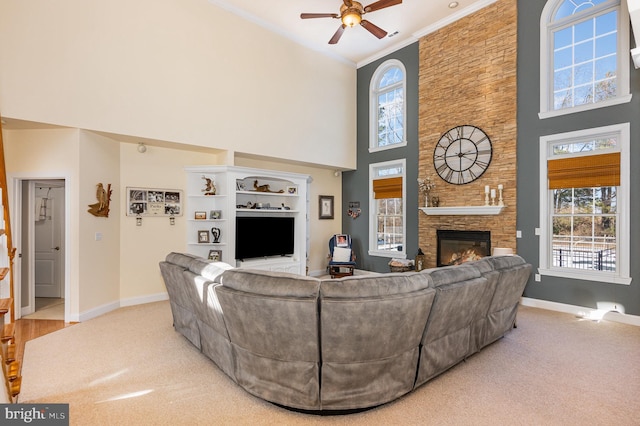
539, 0, 631, 119
369, 59, 408, 153
368, 158, 407, 259
538, 123, 631, 285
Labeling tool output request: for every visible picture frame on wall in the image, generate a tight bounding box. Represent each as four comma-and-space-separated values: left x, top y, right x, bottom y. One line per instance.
209, 210, 222, 219
198, 230, 210, 243
194, 211, 207, 220
126, 187, 182, 217
208, 249, 222, 261
319, 195, 334, 220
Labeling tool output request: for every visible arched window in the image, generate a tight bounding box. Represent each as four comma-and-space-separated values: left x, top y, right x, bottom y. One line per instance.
369, 59, 407, 151
539, 0, 630, 118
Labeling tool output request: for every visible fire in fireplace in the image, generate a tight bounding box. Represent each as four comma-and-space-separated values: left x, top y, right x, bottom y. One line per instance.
437, 230, 491, 267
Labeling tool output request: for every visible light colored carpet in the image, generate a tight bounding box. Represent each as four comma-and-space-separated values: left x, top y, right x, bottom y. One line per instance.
19, 301, 640, 425
22, 298, 65, 320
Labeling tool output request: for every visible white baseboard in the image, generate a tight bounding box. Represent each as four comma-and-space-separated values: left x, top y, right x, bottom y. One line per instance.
77, 300, 120, 323
521, 297, 640, 327
120, 292, 169, 307
78, 293, 169, 322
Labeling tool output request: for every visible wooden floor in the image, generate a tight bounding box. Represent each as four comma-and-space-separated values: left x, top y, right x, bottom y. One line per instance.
14, 318, 71, 374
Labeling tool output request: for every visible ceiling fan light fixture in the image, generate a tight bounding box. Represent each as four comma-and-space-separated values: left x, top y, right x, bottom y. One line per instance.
342, 10, 362, 27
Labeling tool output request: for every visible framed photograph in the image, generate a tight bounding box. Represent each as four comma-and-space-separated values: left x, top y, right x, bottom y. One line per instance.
209, 210, 222, 219
208, 249, 222, 261
335, 234, 349, 247
319, 195, 334, 220
126, 187, 182, 217
286, 186, 298, 195
236, 180, 246, 191
194, 211, 207, 220
197, 230, 210, 243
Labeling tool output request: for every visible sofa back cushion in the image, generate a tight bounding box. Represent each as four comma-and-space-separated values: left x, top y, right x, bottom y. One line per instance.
320, 273, 435, 361
215, 268, 321, 361
215, 269, 322, 410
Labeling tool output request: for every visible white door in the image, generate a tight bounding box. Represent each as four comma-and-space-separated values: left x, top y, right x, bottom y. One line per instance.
34, 186, 64, 298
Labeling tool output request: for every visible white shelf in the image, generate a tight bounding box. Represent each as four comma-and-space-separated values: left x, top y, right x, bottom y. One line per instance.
419, 205, 505, 215
236, 208, 298, 213
236, 190, 296, 197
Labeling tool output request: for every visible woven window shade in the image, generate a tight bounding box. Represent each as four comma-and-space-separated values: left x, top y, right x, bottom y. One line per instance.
373, 176, 402, 199
547, 152, 620, 189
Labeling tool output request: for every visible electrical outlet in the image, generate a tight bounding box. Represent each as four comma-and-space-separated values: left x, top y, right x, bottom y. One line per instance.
535, 228, 541, 235
516, 230, 522, 238
535, 274, 541, 282
95, 232, 103, 241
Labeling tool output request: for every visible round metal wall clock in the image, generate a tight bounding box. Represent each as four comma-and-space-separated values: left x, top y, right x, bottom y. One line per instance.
433, 125, 492, 185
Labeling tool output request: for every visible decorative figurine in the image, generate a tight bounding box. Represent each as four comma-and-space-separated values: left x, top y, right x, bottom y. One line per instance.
202, 176, 216, 195
88, 183, 112, 217
211, 227, 221, 243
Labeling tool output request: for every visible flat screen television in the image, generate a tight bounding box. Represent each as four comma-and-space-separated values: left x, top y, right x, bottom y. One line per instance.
235, 216, 295, 260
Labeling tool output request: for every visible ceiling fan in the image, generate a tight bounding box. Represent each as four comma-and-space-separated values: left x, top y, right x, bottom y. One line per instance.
301, 0, 402, 45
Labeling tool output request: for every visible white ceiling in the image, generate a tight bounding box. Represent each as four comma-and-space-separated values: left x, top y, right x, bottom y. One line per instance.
209, 0, 498, 67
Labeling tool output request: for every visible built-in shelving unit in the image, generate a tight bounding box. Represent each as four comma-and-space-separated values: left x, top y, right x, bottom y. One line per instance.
419, 205, 505, 215
185, 166, 309, 275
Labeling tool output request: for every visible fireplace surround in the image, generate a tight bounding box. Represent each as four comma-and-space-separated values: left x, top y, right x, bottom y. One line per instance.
437, 230, 491, 267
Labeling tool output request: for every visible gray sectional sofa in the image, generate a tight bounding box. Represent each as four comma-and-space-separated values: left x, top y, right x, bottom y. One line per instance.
159, 252, 531, 411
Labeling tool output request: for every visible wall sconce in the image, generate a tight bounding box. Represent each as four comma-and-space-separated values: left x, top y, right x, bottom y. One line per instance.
137, 143, 147, 153
136, 215, 142, 226
170, 215, 175, 225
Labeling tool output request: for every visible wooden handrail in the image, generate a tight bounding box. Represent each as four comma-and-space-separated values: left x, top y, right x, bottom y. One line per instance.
0, 115, 16, 322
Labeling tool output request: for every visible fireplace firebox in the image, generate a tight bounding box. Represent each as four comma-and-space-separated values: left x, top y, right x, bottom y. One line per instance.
437, 230, 491, 267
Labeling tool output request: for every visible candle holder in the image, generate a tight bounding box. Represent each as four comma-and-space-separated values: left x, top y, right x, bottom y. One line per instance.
484, 192, 490, 206
498, 187, 504, 206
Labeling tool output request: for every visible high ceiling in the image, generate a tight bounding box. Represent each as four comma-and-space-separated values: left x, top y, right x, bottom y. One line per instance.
209, 0, 497, 67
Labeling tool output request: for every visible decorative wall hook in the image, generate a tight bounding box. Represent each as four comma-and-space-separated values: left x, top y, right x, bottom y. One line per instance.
347, 201, 361, 219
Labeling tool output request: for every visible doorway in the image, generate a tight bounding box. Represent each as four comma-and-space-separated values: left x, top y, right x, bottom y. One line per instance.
19, 179, 66, 321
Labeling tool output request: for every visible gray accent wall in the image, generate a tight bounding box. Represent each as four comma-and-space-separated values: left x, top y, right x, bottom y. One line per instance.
347, 1, 640, 316
518, 0, 640, 315
344, 43, 420, 273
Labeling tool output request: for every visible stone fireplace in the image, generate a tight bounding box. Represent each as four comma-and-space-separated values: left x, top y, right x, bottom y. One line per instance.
436, 230, 491, 267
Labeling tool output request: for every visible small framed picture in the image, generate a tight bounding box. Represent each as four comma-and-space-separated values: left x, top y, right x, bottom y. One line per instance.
209, 210, 222, 219
335, 234, 349, 247
194, 211, 207, 220
208, 249, 222, 261
319, 195, 334, 220
197, 230, 210, 243
286, 186, 298, 195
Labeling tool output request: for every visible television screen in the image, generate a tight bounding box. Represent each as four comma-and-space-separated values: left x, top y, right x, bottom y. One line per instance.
235, 216, 295, 260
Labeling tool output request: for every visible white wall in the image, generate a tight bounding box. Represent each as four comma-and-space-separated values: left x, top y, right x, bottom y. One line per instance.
4, 129, 82, 320
78, 131, 121, 314
118, 143, 220, 303
0, 0, 357, 169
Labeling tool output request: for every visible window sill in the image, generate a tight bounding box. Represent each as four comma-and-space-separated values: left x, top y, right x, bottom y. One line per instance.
368, 141, 408, 154
368, 250, 406, 259
539, 94, 632, 120
538, 268, 632, 285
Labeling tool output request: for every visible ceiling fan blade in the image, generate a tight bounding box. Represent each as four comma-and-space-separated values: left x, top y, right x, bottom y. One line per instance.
300, 13, 339, 19
329, 24, 347, 44
363, 0, 402, 13
360, 20, 387, 39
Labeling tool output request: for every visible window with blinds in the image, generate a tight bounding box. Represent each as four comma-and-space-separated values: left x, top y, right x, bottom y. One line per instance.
539, 123, 630, 284
369, 160, 406, 257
